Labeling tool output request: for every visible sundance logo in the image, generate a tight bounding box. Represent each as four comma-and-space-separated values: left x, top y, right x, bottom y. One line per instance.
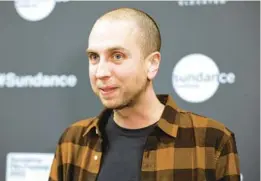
172, 54, 235, 103
14, 0, 70, 22
0, 72, 77, 88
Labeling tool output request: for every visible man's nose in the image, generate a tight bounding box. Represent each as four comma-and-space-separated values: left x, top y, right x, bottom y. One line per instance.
96, 60, 111, 79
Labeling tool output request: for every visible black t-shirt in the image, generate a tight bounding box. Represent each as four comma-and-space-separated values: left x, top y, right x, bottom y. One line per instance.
96, 114, 156, 181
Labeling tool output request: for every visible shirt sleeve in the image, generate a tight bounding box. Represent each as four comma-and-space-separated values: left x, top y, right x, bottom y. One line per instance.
48, 128, 69, 181
215, 132, 241, 181
48, 144, 62, 181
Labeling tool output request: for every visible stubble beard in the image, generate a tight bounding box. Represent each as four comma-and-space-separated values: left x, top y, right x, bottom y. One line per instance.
102, 77, 150, 110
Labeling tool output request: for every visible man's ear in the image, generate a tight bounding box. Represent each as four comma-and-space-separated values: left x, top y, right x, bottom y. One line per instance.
146, 51, 161, 80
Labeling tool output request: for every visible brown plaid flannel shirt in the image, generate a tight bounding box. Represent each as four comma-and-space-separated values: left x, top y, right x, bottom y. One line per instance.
49, 94, 240, 181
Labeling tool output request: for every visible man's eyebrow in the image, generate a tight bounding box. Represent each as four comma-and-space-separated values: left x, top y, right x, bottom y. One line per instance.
86, 49, 97, 54
86, 46, 130, 54
107, 46, 128, 52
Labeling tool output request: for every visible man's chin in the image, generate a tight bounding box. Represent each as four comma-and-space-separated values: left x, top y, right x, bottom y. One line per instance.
100, 99, 117, 109
101, 100, 128, 110
103, 104, 120, 110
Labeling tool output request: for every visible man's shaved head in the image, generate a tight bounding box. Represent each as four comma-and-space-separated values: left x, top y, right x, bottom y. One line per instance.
93, 7, 161, 58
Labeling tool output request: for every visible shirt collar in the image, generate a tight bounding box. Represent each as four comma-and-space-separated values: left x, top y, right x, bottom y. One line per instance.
82, 94, 180, 138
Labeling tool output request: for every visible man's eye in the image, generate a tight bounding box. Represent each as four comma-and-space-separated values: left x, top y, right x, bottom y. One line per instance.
113, 53, 124, 60
89, 53, 99, 60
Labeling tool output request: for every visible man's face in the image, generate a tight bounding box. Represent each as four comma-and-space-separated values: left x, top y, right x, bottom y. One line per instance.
87, 19, 149, 109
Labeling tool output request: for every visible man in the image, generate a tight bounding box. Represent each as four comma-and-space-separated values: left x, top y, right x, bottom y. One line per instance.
49, 7, 240, 181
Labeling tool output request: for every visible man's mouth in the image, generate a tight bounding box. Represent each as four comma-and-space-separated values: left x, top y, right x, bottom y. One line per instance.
99, 87, 118, 95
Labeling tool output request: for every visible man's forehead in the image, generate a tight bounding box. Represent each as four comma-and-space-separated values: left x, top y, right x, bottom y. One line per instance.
88, 35, 131, 51
89, 19, 140, 38
88, 22, 141, 51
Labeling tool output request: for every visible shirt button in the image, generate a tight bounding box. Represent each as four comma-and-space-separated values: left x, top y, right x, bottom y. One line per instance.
94, 155, 98, 160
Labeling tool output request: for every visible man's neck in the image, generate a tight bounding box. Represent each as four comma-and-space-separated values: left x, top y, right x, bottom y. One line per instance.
113, 88, 165, 129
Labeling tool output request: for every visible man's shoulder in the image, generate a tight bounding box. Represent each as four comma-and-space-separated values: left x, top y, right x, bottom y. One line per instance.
179, 110, 234, 138
57, 116, 98, 145
70, 117, 97, 128
177, 110, 236, 151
